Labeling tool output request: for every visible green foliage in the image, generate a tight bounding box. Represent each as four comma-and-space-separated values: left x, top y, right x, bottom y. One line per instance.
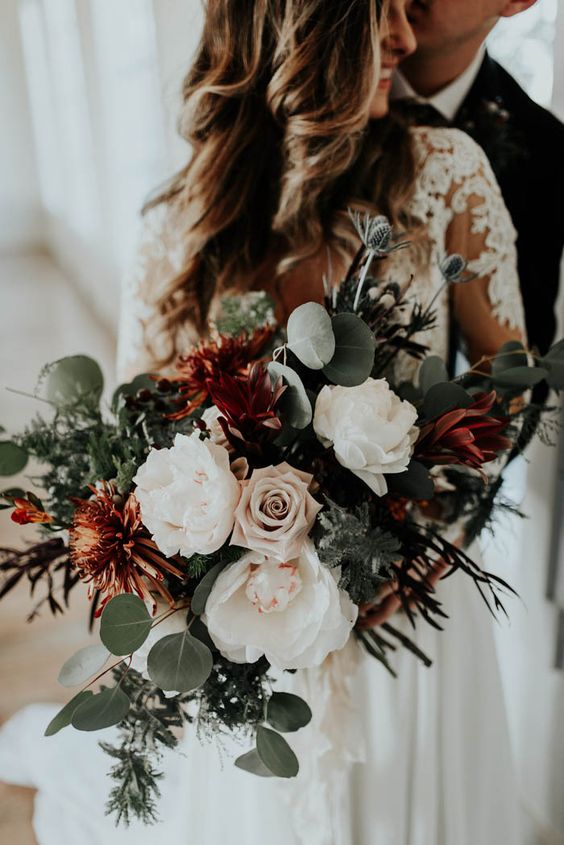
58, 644, 110, 687
386, 461, 435, 501
256, 725, 298, 778
190, 546, 243, 613
12, 364, 186, 526
72, 684, 130, 731
322, 312, 376, 387
418, 356, 448, 394
100, 669, 188, 826
195, 655, 269, 734
147, 629, 213, 693
235, 749, 274, 777
113, 457, 139, 495
100, 594, 153, 656
287, 302, 336, 370
44, 690, 93, 736
214, 291, 276, 337
421, 382, 473, 420
315, 498, 401, 603
42, 355, 104, 411
266, 693, 312, 733
267, 361, 312, 429
0, 442, 28, 476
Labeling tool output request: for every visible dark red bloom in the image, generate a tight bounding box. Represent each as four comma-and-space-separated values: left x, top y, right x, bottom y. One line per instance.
414, 391, 511, 470
207, 363, 286, 453
11, 498, 53, 526
69, 482, 184, 615
170, 327, 274, 419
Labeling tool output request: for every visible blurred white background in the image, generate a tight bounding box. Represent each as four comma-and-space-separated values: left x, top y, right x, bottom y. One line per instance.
0, 1, 563, 843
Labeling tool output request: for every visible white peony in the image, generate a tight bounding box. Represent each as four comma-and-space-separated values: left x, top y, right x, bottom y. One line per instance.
203, 540, 357, 670
313, 377, 418, 496
200, 404, 231, 451
133, 432, 241, 557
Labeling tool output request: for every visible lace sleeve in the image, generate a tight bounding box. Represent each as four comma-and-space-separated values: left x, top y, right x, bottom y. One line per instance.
412, 127, 527, 363
116, 202, 191, 382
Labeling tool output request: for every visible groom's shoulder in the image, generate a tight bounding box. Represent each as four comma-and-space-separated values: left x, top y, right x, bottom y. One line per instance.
482, 56, 563, 143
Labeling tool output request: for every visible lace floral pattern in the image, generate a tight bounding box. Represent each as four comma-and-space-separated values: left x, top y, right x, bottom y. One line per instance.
385, 127, 525, 383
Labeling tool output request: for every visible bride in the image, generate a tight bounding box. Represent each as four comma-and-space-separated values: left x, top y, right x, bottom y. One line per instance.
0, 1, 526, 843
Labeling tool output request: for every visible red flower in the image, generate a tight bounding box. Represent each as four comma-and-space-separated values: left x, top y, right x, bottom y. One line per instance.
170, 327, 274, 419
11, 498, 53, 525
207, 363, 285, 452
69, 482, 184, 615
414, 391, 511, 470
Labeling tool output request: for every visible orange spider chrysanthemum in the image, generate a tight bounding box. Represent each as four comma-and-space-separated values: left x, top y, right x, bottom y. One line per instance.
69, 482, 184, 615
169, 326, 275, 420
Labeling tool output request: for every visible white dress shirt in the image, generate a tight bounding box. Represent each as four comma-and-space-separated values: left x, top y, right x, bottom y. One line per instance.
391, 48, 486, 122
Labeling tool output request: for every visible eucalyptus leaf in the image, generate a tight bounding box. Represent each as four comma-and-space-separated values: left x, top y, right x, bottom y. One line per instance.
189, 617, 217, 652
112, 373, 155, 410
58, 644, 110, 688
191, 560, 229, 616
0, 487, 26, 499
268, 362, 312, 429
386, 461, 435, 501
287, 302, 335, 370
100, 594, 153, 656
256, 725, 299, 778
421, 382, 473, 420
235, 748, 275, 778
541, 359, 564, 391
492, 340, 528, 376
71, 685, 130, 732
397, 382, 422, 404
322, 313, 376, 387
0, 442, 28, 476
492, 366, 548, 388
147, 629, 213, 692
44, 355, 104, 408
44, 690, 93, 737
419, 356, 449, 394
544, 338, 564, 360
267, 693, 312, 733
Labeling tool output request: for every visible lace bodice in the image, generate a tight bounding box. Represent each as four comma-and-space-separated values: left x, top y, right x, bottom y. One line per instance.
117, 127, 526, 381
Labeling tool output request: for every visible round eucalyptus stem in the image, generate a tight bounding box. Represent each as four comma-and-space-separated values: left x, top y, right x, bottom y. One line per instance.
353, 252, 375, 312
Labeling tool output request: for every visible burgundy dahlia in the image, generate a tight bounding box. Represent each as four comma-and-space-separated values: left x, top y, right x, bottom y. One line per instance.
170, 327, 274, 419
206, 363, 286, 453
414, 391, 511, 470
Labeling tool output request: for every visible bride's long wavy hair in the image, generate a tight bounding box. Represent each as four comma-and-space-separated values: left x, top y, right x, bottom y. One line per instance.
143, 0, 419, 364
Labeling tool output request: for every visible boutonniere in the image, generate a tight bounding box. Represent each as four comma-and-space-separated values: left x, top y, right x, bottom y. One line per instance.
458, 96, 525, 174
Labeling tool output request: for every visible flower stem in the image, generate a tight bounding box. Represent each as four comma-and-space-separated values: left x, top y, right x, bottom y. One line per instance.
353, 252, 375, 312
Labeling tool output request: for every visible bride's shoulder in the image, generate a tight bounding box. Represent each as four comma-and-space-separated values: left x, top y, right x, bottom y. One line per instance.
134, 198, 185, 263
409, 125, 493, 181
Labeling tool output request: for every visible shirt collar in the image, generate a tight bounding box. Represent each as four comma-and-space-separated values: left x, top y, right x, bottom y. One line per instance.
391, 47, 486, 122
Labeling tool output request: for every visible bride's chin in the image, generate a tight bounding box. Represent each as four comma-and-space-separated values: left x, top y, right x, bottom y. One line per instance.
368, 95, 390, 120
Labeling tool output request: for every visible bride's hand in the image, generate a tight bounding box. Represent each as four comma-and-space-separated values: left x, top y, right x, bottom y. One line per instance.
357, 559, 451, 629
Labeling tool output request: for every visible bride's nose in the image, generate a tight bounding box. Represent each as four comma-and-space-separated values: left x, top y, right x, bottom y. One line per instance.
381, 3, 418, 61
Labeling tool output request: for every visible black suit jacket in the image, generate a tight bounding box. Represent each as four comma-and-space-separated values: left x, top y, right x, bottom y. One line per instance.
454, 54, 564, 355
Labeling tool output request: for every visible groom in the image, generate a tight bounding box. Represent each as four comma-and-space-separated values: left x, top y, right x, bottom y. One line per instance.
393, 0, 564, 356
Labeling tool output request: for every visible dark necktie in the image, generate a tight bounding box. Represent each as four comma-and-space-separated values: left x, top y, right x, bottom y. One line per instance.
393, 99, 450, 128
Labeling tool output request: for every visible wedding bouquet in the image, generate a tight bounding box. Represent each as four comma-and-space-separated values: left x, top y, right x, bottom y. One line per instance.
1, 213, 562, 824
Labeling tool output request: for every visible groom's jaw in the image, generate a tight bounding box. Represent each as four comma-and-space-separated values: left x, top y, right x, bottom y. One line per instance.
401, 0, 503, 97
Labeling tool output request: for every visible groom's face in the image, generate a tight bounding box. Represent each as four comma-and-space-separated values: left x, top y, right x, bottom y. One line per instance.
406, 0, 507, 54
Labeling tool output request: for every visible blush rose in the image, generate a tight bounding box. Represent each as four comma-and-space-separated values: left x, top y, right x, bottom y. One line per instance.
231, 462, 322, 561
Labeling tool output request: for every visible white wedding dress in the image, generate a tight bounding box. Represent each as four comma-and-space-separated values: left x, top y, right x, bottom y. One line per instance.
0, 128, 526, 845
